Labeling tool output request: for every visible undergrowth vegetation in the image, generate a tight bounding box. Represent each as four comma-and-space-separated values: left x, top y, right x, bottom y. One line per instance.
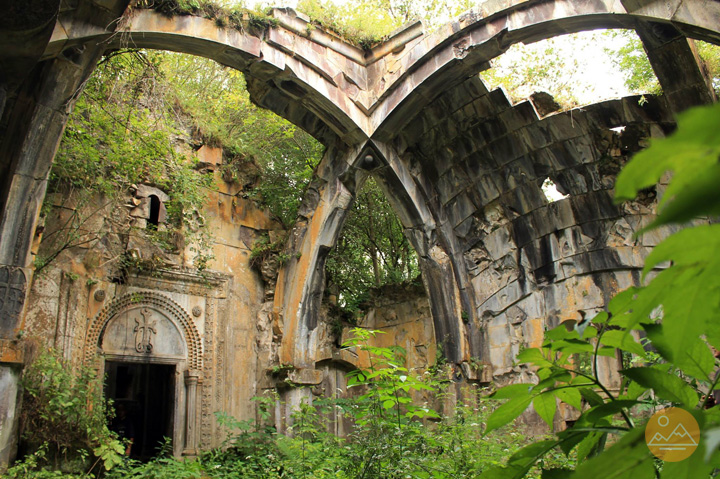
135, 0, 279, 33
8, 332, 570, 479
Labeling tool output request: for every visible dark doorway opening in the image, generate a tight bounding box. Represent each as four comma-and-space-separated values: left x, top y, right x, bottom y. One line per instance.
148, 195, 161, 230
105, 361, 175, 460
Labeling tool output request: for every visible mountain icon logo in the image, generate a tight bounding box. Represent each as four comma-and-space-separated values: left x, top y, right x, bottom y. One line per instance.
645, 407, 700, 462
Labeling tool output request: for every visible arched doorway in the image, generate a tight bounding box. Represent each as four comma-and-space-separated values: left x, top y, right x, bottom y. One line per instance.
84, 292, 202, 457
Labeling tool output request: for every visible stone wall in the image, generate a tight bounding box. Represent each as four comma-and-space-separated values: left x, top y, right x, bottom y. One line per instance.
355, 282, 436, 372
21, 145, 276, 452
393, 75, 678, 382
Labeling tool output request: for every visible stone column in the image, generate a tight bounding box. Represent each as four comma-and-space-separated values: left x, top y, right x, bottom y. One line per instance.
0, 43, 106, 467
636, 21, 717, 112
183, 370, 200, 456
0, 362, 23, 467
274, 144, 364, 368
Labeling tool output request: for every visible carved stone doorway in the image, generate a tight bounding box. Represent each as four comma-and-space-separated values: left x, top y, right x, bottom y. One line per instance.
105, 361, 175, 460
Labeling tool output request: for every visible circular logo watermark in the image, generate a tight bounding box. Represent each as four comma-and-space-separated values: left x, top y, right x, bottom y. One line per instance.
645, 407, 700, 462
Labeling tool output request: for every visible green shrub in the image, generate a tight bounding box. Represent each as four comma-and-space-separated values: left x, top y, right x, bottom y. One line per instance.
17, 349, 124, 475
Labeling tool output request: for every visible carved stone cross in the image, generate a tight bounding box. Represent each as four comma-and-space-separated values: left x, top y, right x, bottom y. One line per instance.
133, 308, 156, 353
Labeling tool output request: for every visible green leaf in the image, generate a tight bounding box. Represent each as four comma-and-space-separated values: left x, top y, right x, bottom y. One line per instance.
578, 387, 605, 407
584, 400, 638, 423
490, 383, 533, 400
542, 468, 573, 479
608, 288, 639, 316
600, 330, 645, 356
508, 440, 558, 469
653, 268, 719, 367
580, 325, 599, 339
625, 379, 648, 401
661, 445, 714, 478
535, 368, 573, 390
646, 322, 717, 381
485, 395, 532, 435
621, 367, 698, 408
533, 393, 557, 427
546, 324, 579, 341
570, 427, 655, 479
551, 339, 595, 354
615, 103, 720, 202
517, 348, 554, 367
645, 162, 720, 230
553, 387, 583, 411
479, 465, 527, 479
704, 426, 720, 462
643, 224, 720, 274
574, 431, 604, 462
557, 429, 590, 456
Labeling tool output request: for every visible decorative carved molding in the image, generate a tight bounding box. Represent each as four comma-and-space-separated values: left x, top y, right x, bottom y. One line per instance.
0, 266, 27, 334
125, 268, 230, 299
84, 292, 202, 370
200, 297, 215, 449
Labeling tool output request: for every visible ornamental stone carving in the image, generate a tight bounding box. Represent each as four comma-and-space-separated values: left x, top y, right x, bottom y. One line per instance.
0, 267, 26, 335
85, 291, 202, 369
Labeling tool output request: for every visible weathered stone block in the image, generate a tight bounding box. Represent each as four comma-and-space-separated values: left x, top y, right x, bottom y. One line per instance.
287, 368, 324, 385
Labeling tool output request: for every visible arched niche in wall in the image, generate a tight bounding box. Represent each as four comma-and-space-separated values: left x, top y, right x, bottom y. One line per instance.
84, 292, 202, 457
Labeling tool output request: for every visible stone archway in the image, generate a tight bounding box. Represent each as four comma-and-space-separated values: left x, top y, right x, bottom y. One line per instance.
273, 140, 470, 368
4, 1, 719, 376
3, 0, 720, 462
84, 291, 202, 456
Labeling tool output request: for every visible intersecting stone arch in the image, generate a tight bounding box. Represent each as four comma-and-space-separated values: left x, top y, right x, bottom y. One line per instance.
273, 139, 471, 366
45, 7, 369, 146
12, 0, 720, 372
370, 0, 720, 140
44, 1, 720, 145
84, 291, 202, 371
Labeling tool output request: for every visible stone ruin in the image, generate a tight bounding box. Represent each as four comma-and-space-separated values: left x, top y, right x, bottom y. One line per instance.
1, 0, 719, 464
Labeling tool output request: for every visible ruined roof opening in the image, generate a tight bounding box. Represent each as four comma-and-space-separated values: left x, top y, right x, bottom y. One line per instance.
481, 29, 661, 111
694, 40, 720, 94
541, 178, 568, 203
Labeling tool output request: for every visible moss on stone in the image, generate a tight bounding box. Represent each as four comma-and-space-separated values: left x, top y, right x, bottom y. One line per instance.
137, 0, 278, 35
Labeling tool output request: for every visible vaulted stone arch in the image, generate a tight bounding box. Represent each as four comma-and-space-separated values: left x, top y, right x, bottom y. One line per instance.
3, 0, 720, 461
3, 0, 718, 373
371, 0, 720, 140
389, 70, 679, 378
273, 139, 470, 368
45, 7, 369, 145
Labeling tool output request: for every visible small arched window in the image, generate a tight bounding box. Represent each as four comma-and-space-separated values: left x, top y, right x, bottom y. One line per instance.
148, 195, 161, 230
